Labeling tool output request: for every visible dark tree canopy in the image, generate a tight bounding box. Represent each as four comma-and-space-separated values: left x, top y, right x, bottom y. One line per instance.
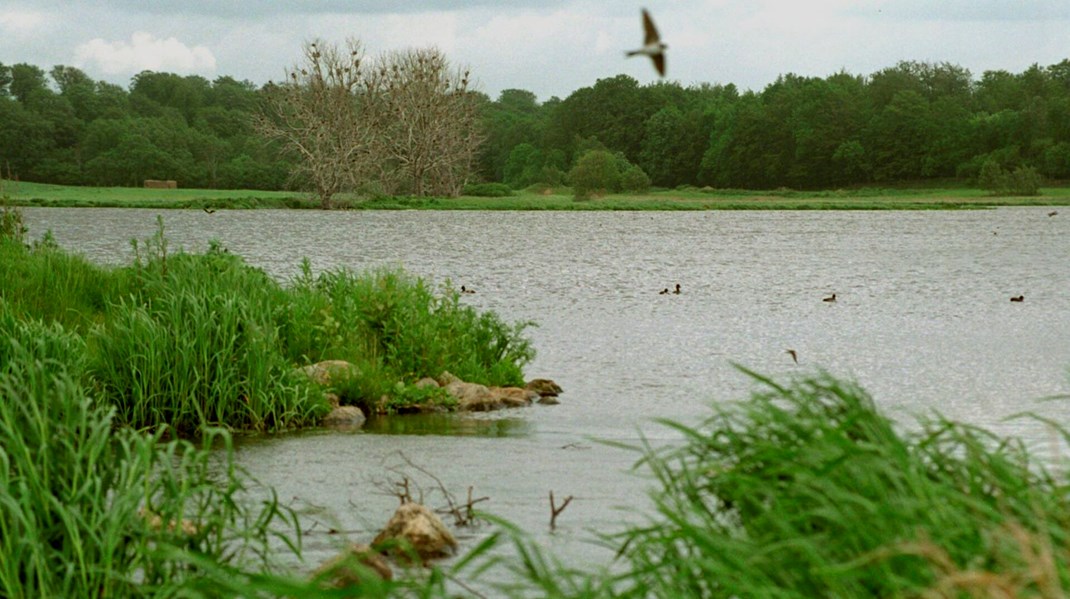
3, 57, 1070, 192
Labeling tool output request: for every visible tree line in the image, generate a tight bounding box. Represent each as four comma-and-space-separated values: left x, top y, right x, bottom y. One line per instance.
3, 55, 1070, 195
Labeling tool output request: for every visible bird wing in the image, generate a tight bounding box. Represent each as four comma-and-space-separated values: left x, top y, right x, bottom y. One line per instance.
652, 53, 665, 76
642, 9, 660, 45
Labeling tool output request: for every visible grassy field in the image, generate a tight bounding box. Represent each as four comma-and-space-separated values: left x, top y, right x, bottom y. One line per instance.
6, 180, 1070, 210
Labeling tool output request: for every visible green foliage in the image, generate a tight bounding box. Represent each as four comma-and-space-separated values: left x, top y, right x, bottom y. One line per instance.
2, 219, 535, 430
620, 164, 651, 193
463, 182, 514, 197
569, 150, 621, 199
282, 266, 534, 414
978, 159, 1043, 195
0, 203, 26, 243
0, 338, 305, 597
462, 371, 1070, 598
602, 371, 1070, 597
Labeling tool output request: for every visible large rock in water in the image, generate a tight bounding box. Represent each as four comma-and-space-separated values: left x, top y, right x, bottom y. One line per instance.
443, 379, 497, 411
372, 503, 457, 560
525, 378, 563, 397
311, 543, 393, 588
322, 405, 366, 429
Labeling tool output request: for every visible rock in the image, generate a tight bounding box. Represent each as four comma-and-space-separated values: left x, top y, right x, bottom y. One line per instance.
372, 503, 457, 561
312, 543, 392, 588
445, 380, 500, 411
414, 377, 440, 389
322, 405, 366, 429
537, 395, 561, 405
490, 386, 539, 407
436, 371, 462, 386
525, 378, 563, 397
300, 360, 359, 386
325, 392, 341, 409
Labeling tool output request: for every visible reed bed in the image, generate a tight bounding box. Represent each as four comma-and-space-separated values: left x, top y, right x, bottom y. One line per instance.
0, 332, 304, 597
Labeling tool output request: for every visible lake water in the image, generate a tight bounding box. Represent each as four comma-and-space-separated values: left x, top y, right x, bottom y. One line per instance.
21, 206, 1070, 573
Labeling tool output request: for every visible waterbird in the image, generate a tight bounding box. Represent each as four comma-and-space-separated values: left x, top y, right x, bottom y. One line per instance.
1049, 211, 1058, 217
786, 349, 798, 364
1010, 295, 1024, 302
823, 293, 837, 303
672, 283, 681, 295
626, 8, 667, 77
461, 285, 476, 294
659, 288, 670, 295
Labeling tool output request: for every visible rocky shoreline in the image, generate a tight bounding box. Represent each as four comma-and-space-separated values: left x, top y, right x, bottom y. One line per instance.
298, 360, 563, 429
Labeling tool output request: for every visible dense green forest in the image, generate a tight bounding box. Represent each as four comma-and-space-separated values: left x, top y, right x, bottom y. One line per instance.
2, 58, 1070, 192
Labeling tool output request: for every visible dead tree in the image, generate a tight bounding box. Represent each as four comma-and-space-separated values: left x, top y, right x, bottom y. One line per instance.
365, 47, 484, 197
254, 38, 373, 208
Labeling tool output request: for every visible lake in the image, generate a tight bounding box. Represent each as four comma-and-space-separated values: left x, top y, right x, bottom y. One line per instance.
21, 206, 1070, 572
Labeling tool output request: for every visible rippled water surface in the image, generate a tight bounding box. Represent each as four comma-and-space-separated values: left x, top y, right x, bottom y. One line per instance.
23, 206, 1070, 570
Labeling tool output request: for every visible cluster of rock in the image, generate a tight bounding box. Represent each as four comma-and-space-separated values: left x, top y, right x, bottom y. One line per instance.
297, 360, 563, 429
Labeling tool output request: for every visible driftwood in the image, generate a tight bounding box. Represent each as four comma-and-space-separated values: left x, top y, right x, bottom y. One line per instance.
549, 490, 573, 531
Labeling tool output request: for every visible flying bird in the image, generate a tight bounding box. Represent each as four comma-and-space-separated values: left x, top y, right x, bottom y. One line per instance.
786, 349, 798, 364
626, 8, 667, 77
202, 207, 216, 214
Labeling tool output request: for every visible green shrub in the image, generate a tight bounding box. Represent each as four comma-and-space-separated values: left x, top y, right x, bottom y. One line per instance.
620, 165, 652, 193
978, 160, 1043, 196
569, 150, 621, 200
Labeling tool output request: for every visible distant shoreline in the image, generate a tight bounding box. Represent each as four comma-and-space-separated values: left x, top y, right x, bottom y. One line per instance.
5, 180, 1070, 210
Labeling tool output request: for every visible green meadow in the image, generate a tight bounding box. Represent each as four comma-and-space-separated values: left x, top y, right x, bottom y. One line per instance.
6, 179, 1070, 210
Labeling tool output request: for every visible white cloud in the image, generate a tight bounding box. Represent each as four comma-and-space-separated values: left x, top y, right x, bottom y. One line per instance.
0, 10, 48, 31
74, 32, 217, 77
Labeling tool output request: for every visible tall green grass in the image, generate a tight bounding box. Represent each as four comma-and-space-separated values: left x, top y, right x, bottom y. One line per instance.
442, 370, 1070, 598
1, 218, 535, 432
0, 331, 306, 597
281, 263, 533, 413
579, 369, 1070, 597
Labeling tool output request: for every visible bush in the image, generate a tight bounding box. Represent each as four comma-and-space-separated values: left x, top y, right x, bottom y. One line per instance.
620, 165, 652, 193
569, 150, 621, 200
978, 160, 1043, 196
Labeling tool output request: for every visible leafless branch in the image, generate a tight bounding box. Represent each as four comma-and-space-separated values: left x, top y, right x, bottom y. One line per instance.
549, 490, 573, 531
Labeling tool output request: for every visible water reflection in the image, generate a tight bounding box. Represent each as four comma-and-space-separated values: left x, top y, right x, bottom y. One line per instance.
362, 412, 533, 437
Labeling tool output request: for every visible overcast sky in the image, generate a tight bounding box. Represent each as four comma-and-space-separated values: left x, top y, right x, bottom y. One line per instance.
3, 1, 1069, 101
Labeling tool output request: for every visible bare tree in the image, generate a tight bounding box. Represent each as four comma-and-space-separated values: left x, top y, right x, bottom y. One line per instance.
256, 41, 483, 204
254, 38, 371, 208
365, 48, 484, 197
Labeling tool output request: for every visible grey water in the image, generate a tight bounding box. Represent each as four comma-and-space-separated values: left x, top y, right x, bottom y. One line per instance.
22, 206, 1070, 572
